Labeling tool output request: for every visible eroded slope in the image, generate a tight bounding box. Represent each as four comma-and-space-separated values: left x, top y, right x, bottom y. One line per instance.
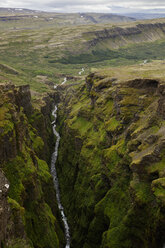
56, 73, 165, 248
0, 84, 64, 248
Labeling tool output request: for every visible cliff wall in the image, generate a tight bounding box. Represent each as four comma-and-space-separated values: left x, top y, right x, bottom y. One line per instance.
86, 22, 165, 49
56, 75, 165, 248
0, 84, 64, 248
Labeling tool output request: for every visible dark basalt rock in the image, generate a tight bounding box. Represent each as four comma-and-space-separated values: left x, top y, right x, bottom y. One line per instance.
0, 83, 64, 248
86, 22, 165, 48
0, 170, 10, 244
126, 78, 159, 89
15, 85, 33, 116
56, 73, 165, 248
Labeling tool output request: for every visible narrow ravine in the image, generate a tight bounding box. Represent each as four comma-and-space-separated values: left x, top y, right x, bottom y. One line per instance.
51, 77, 70, 248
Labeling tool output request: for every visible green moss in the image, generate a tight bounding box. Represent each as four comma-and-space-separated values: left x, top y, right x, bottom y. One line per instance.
37, 158, 52, 183
8, 197, 25, 214
71, 117, 93, 136
25, 202, 59, 248
54, 68, 165, 248
0, 119, 14, 136
147, 157, 165, 175
3, 135, 61, 247
6, 239, 33, 248
0, 106, 8, 121
102, 100, 114, 116
29, 129, 44, 154
130, 144, 155, 167
4, 150, 61, 248
81, 147, 102, 171
130, 180, 153, 204
85, 124, 106, 149
103, 139, 126, 166
105, 117, 121, 132
33, 136, 44, 153
152, 177, 165, 201
4, 156, 26, 203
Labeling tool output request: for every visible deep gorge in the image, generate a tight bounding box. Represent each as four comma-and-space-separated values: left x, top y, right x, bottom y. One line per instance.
55, 75, 165, 248
1, 7, 165, 248
1, 73, 165, 248
0, 84, 64, 248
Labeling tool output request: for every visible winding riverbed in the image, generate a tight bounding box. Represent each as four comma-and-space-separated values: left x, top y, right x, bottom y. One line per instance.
51, 71, 85, 246
51, 77, 70, 248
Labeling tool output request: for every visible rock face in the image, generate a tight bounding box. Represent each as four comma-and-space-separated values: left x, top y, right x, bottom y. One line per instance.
0, 169, 10, 246
0, 84, 64, 248
56, 74, 165, 248
86, 22, 165, 49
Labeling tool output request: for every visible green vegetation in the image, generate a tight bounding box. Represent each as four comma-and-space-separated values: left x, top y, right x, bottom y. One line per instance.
0, 14, 165, 97
56, 72, 165, 247
58, 40, 165, 65
0, 85, 63, 248
2, 9, 165, 248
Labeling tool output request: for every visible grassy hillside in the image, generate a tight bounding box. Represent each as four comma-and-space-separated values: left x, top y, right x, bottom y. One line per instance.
0, 8, 135, 27
55, 65, 165, 247
0, 13, 165, 95
1, 9, 165, 248
0, 12, 165, 107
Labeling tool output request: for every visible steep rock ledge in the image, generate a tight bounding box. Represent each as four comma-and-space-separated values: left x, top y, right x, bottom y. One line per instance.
0, 84, 64, 248
86, 22, 165, 49
56, 74, 165, 248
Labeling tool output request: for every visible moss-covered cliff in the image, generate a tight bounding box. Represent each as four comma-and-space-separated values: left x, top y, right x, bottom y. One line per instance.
56, 74, 165, 248
0, 84, 64, 248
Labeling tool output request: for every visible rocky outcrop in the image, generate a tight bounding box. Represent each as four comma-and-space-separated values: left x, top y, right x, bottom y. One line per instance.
0, 170, 10, 246
0, 83, 64, 248
86, 22, 165, 48
15, 85, 33, 116
0, 84, 33, 164
0, 63, 19, 75
56, 75, 165, 248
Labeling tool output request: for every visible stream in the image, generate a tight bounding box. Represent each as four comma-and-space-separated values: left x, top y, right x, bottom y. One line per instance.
51, 77, 70, 248
51, 71, 85, 247
79, 68, 85, 75
61, 77, 67, 85
54, 68, 85, 88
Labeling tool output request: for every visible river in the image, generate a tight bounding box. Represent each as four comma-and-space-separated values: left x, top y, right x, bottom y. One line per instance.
79, 68, 84, 75
51, 71, 85, 247
51, 77, 70, 248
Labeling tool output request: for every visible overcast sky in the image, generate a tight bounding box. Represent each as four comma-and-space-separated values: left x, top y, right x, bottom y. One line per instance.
1, 0, 165, 13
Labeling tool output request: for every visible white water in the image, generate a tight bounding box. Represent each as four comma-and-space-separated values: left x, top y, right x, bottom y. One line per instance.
54, 77, 67, 89
61, 77, 67, 85
51, 105, 70, 248
79, 68, 85, 75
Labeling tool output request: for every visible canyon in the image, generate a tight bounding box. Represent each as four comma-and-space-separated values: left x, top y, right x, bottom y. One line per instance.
1, 9, 165, 248
0, 84, 64, 247
2, 71, 165, 247
54, 74, 165, 248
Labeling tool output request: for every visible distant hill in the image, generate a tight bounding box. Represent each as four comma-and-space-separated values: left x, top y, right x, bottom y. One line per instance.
121, 12, 165, 20
0, 8, 136, 25
0, 7, 43, 14
78, 13, 136, 24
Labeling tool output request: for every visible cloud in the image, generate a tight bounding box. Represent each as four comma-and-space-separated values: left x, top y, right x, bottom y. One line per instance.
1, 0, 165, 13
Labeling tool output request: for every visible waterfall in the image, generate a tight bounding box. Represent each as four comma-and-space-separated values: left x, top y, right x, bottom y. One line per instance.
51, 105, 70, 248
79, 68, 85, 75
54, 77, 67, 89
61, 77, 67, 85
